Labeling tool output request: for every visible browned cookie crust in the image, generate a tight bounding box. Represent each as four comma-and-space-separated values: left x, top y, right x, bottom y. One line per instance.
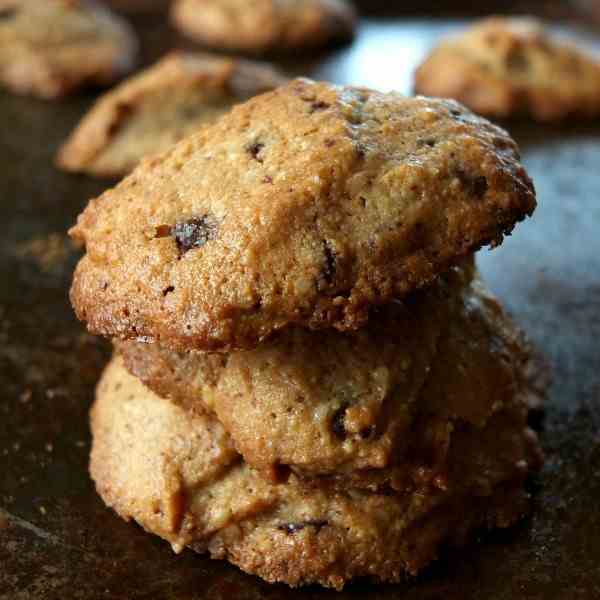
170, 0, 356, 54
57, 52, 287, 178
91, 355, 543, 590
118, 261, 543, 488
70, 79, 535, 352
0, 0, 138, 99
414, 16, 600, 122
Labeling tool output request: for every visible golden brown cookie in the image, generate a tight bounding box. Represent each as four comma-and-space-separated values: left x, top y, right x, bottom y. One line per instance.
57, 52, 287, 177
90, 355, 542, 589
414, 16, 600, 122
70, 79, 536, 352
170, 0, 356, 54
0, 0, 138, 99
118, 260, 543, 487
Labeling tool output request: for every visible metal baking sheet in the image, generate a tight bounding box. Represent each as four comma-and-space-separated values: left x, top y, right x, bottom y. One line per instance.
1, 5, 600, 599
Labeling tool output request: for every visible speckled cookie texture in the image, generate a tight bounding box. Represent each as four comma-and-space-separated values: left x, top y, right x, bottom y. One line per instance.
90, 355, 543, 590
57, 52, 287, 178
118, 259, 543, 488
414, 16, 600, 122
0, 0, 138, 99
70, 78, 536, 352
170, 0, 356, 53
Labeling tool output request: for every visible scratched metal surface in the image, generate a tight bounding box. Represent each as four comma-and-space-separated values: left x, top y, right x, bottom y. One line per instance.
1, 5, 600, 600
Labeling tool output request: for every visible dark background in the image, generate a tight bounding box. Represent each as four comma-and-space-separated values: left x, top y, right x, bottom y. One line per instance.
1, 2, 600, 598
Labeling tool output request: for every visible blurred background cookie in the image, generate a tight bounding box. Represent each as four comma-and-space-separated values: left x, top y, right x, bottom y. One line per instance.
170, 0, 356, 54
414, 16, 600, 122
57, 52, 287, 177
0, 0, 138, 99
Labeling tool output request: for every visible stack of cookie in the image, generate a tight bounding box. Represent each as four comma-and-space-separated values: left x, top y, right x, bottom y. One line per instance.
70, 79, 544, 590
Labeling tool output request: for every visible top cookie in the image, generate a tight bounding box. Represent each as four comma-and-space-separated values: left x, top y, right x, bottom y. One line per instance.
70, 78, 536, 352
56, 52, 287, 177
0, 0, 138, 99
170, 0, 356, 53
414, 16, 600, 122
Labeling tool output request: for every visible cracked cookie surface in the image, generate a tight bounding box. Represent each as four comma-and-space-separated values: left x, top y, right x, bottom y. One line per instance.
0, 0, 137, 99
170, 0, 356, 53
57, 52, 286, 177
70, 78, 535, 352
414, 17, 600, 121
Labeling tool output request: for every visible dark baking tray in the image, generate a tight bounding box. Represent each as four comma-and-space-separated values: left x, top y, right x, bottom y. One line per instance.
1, 5, 600, 599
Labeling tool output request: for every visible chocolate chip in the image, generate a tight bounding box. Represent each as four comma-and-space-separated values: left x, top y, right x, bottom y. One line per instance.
247, 142, 265, 163
322, 240, 336, 285
506, 46, 530, 72
309, 101, 330, 113
419, 138, 437, 148
360, 426, 375, 440
277, 520, 328, 535
172, 215, 218, 255
355, 143, 367, 160
471, 176, 489, 198
154, 224, 172, 238
455, 168, 488, 199
279, 523, 305, 534
107, 102, 133, 136
331, 404, 348, 440
272, 463, 291, 482
162, 286, 175, 297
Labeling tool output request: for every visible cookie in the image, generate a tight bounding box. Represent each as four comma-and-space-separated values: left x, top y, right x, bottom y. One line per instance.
70, 79, 536, 352
0, 0, 138, 99
414, 16, 600, 122
57, 52, 287, 177
118, 260, 543, 487
170, 0, 356, 54
91, 355, 542, 589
